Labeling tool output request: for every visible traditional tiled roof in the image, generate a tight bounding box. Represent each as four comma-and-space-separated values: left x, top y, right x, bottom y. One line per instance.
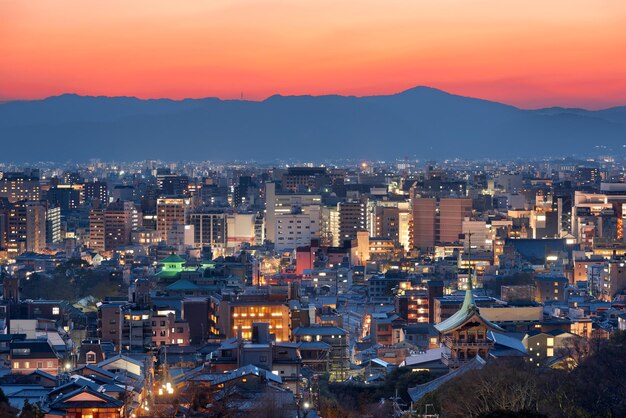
49, 385, 124, 410
161, 254, 186, 264
165, 279, 200, 291
434, 269, 503, 334
407, 356, 486, 402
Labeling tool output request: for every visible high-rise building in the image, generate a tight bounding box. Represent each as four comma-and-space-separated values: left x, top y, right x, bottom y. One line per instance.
6, 201, 47, 256
156, 197, 190, 243
84, 181, 109, 205
104, 201, 138, 251
411, 197, 472, 250
337, 199, 367, 244
320, 206, 339, 247
374, 206, 400, 242
189, 210, 227, 249
281, 167, 328, 193
88, 208, 106, 252
265, 182, 321, 250
46, 185, 81, 211
233, 175, 254, 207
46, 206, 62, 244
0, 198, 10, 250
157, 174, 189, 196
412, 198, 437, 250
439, 198, 472, 244
0, 171, 40, 203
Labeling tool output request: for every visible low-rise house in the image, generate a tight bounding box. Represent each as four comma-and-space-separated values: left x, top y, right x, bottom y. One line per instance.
9, 339, 59, 375
45, 385, 124, 418
523, 329, 580, 367
210, 323, 301, 388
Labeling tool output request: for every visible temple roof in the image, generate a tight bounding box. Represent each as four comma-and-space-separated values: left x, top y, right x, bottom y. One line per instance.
161, 254, 186, 264
435, 265, 503, 334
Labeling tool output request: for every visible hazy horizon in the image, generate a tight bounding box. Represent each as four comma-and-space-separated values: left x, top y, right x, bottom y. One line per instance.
2, 85, 626, 112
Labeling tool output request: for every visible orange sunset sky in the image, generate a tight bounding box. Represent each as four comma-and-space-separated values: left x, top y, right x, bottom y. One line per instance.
1, 0, 626, 109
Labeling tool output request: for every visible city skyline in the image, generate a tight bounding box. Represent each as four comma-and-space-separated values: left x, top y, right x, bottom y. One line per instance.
2, 0, 626, 109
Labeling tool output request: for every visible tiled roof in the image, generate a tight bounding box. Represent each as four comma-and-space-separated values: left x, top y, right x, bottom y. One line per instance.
161, 254, 186, 263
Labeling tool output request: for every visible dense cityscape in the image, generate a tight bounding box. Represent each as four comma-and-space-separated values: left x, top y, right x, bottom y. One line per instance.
3, 0, 626, 417
0, 158, 625, 417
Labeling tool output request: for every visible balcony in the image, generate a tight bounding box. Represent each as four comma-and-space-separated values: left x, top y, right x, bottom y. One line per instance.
442, 351, 487, 368
443, 336, 493, 348
441, 351, 468, 367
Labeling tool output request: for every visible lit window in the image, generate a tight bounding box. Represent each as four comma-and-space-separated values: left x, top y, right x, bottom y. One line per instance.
52, 307, 60, 315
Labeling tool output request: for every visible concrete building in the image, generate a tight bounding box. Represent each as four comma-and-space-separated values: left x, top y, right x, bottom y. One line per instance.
338, 199, 367, 243
412, 197, 472, 250
412, 197, 437, 250
535, 276, 568, 302
281, 166, 328, 192
0, 171, 40, 203
151, 311, 190, 346
104, 200, 138, 251
84, 180, 109, 205
88, 208, 106, 252
157, 197, 190, 243
265, 182, 321, 250
226, 213, 257, 249
6, 200, 47, 256
217, 297, 291, 342
46, 206, 62, 244
597, 258, 626, 302
439, 198, 473, 244
189, 210, 227, 249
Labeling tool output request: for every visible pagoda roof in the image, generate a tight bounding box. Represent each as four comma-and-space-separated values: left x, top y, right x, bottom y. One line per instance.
435, 286, 503, 334
161, 254, 186, 264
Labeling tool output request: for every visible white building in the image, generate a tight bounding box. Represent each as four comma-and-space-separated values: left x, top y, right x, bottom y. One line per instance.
265, 182, 321, 250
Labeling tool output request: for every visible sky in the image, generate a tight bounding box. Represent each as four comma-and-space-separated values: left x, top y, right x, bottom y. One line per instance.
1, 0, 626, 109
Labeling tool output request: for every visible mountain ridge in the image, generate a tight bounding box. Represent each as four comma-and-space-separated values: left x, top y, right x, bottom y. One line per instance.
1, 86, 625, 162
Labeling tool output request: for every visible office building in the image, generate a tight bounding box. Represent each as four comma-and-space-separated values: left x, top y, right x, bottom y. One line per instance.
0, 171, 40, 203
156, 197, 190, 243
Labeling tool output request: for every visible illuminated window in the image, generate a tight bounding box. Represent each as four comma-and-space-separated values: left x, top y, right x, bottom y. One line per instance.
52, 306, 60, 315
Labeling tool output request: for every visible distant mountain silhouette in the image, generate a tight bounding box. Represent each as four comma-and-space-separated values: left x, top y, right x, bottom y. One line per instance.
1, 86, 624, 161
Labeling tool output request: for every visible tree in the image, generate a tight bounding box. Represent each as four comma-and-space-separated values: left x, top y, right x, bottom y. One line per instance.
416, 359, 541, 418
18, 399, 43, 418
0, 388, 18, 418
414, 331, 626, 418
